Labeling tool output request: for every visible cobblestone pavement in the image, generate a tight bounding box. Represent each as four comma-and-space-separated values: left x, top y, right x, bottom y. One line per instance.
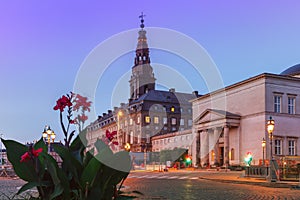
123, 172, 300, 200
0, 177, 27, 199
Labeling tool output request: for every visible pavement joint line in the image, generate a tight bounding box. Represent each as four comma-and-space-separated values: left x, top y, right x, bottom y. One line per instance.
178, 176, 188, 179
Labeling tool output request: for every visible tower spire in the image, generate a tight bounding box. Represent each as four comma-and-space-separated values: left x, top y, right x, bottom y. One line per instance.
129, 13, 156, 101
139, 12, 146, 29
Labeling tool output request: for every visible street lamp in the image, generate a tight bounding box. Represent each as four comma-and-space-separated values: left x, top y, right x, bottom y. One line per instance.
124, 143, 131, 152
266, 116, 276, 182
42, 125, 56, 153
262, 138, 266, 166
0, 133, 3, 166
117, 110, 123, 151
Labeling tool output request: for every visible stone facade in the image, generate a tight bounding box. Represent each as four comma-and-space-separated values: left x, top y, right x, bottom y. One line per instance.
192, 73, 300, 167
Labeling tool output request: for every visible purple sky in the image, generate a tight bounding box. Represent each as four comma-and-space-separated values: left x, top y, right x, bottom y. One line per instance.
1, 1, 300, 143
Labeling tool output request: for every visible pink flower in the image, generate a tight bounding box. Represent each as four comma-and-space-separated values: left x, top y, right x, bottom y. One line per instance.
77, 114, 88, 122
20, 147, 43, 163
73, 94, 92, 112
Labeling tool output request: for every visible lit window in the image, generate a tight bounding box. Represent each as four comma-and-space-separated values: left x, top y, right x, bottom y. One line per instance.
274, 139, 282, 155
288, 97, 295, 114
171, 106, 175, 112
129, 118, 133, 125
130, 131, 134, 144
171, 118, 176, 125
288, 140, 296, 155
145, 116, 150, 123
154, 116, 159, 124
274, 95, 281, 113
137, 117, 140, 124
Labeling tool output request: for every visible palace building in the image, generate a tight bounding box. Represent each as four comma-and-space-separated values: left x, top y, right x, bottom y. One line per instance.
86, 17, 197, 152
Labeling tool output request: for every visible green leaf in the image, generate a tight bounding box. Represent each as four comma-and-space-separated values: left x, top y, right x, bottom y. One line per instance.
1, 139, 37, 182
94, 139, 113, 165
53, 144, 82, 183
34, 137, 48, 152
69, 129, 87, 164
17, 181, 50, 195
83, 149, 94, 168
80, 156, 101, 189
43, 152, 70, 199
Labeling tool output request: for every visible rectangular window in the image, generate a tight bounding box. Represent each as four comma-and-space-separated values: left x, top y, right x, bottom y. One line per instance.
188, 119, 193, 126
146, 134, 150, 143
145, 116, 150, 123
163, 117, 167, 124
180, 119, 184, 126
130, 131, 134, 144
274, 95, 281, 113
154, 116, 159, 124
129, 118, 133, 125
171, 118, 177, 125
137, 117, 140, 124
288, 97, 295, 114
288, 140, 296, 155
274, 139, 282, 155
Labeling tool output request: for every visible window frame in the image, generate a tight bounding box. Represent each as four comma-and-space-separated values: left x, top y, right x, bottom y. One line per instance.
274, 139, 282, 155
288, 96, 296, 114
288, 140, 296, 156
274, 95, 282, 113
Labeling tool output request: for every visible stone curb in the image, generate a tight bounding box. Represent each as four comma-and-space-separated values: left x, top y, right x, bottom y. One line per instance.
198, 176, 299, 188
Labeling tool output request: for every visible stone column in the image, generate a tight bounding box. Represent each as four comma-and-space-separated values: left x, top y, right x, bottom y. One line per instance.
191, 128, 198, 167
213, 128, 220, 166
200, 130, 209, 167
224, 125, 230, 167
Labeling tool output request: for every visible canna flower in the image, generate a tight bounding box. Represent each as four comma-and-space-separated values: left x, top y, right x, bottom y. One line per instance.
73, 94, 92, 112
20, 147, 43, 163
53, 95, 72, 112
77, 114, 88, 122
105, 130, 117, 141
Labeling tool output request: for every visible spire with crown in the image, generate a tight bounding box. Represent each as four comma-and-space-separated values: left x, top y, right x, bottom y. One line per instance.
135, 12, 150, 66
129, 13, 156, 101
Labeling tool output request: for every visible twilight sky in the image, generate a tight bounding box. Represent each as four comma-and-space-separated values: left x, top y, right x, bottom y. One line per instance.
1, 0, 300, 143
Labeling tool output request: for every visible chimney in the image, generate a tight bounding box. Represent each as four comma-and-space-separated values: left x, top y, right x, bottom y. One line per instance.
192, 91, 199, 97
169, 88, 175, 93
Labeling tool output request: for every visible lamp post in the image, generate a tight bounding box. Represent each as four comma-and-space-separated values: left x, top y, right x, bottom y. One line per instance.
0, 133, 3, 166
117, 110, 123, 151
266, 116, 276, 182
262, 138, 266, 166
42, 125, 56, 153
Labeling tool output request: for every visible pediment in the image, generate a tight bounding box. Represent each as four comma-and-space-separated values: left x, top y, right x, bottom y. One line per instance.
194, 109, 240, 125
